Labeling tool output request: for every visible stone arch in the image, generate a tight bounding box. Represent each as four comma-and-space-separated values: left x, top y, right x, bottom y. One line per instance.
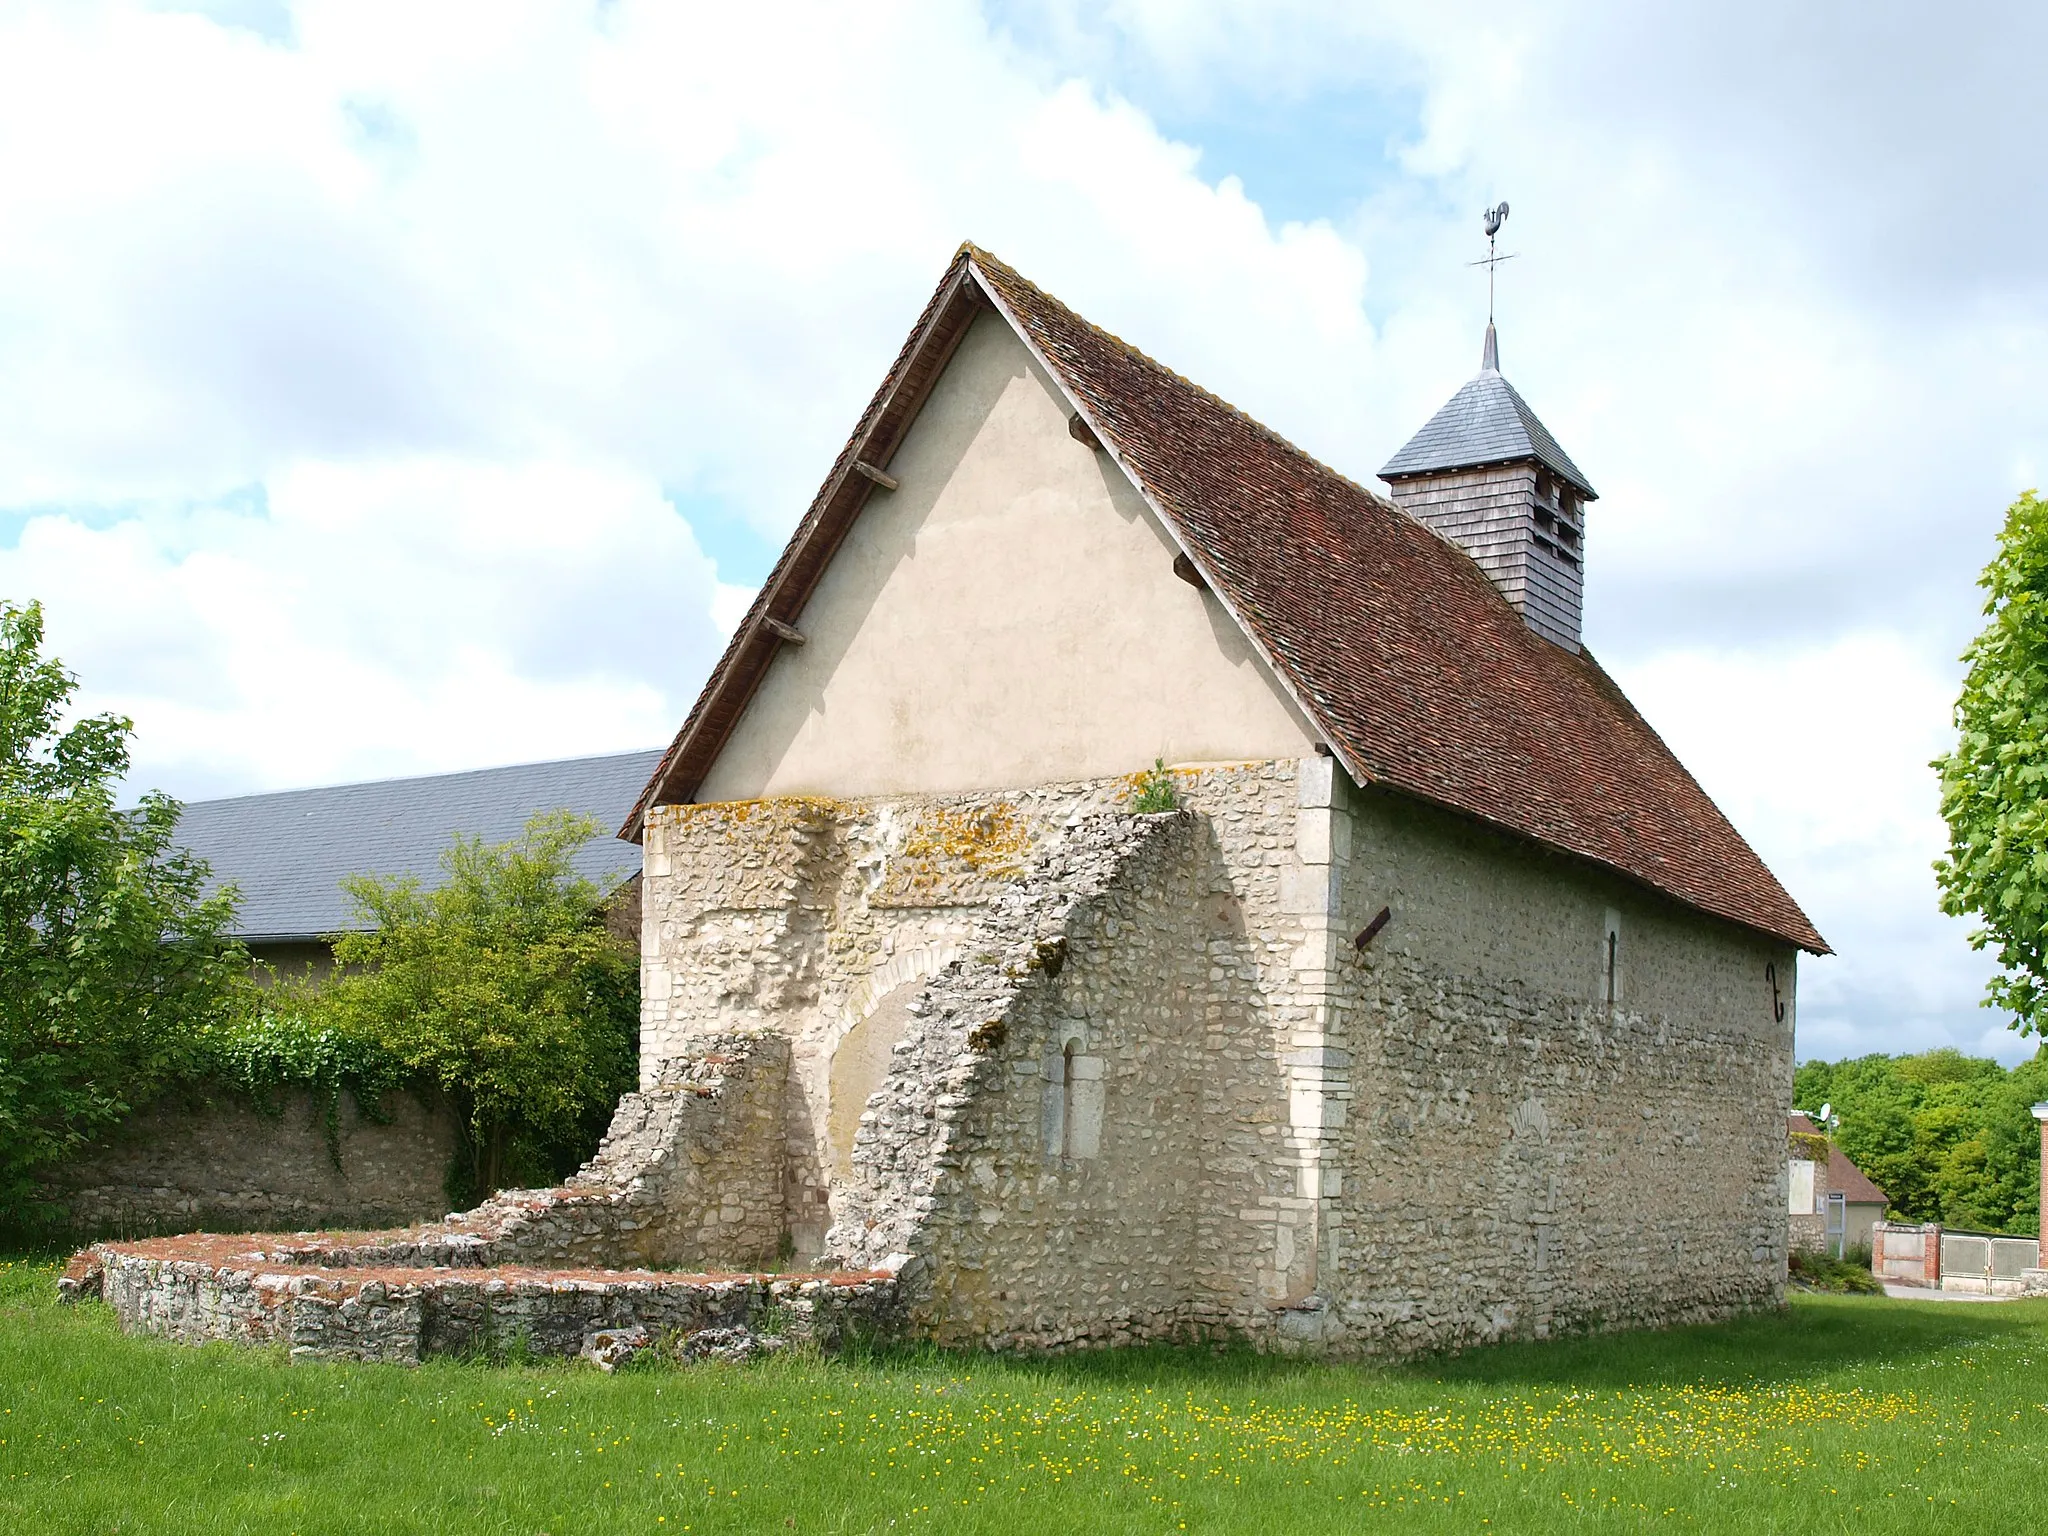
825, 945, 957, 1183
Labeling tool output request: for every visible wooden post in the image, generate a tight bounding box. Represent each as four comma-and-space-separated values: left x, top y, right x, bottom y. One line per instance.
2035, 1105, 2048, 1270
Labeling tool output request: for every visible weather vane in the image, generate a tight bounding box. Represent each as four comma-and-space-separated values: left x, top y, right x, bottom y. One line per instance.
1469, 202, 1516, 326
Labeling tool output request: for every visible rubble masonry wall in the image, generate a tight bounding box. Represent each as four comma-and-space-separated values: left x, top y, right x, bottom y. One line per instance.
38, 1086, 457, 1238
636, 758, 1791, 1357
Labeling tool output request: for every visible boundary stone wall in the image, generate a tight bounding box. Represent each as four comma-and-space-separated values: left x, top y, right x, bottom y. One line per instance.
39, 1086, 457, 1238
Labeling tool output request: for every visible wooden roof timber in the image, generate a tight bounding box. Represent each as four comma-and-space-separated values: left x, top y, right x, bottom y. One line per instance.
622, 252, 986, 836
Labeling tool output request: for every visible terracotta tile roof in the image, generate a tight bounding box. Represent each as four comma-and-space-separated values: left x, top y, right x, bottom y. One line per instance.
1788, 1115, 1888, 1205
629, 245, 1826, 955
1828, 1146, 1889, 1206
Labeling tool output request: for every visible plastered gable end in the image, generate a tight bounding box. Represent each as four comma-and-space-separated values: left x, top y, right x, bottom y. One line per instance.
694, 309, 1317, 802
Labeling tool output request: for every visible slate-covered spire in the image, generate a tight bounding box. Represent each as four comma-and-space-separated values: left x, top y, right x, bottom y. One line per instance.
1380, 326, 1597, 652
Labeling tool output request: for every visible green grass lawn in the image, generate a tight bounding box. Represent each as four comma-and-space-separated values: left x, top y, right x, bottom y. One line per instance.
3, 1256, 2044, 1534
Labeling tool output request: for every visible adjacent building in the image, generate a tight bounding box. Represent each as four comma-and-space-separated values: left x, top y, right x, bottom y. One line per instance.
1786, 1112, 1888, 1257
173, 750, 661, 972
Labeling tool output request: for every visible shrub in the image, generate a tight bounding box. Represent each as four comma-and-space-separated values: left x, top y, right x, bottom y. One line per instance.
305, 810, 638, 1198
1128, 759, 1180, 814
1788, 1248, 1884, 1295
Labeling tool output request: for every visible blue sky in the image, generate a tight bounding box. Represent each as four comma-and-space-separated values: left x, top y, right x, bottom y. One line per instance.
2, 0, 2043, 1066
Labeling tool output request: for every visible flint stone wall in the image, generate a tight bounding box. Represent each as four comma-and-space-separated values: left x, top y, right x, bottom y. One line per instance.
639, 758, 1792, 1358
641, 784, 1147, 1259
39, 1087, 457, 1238
829, 807, 1288, 1349
1328, 781, 1795, 1353
84, 754, 1795, 1365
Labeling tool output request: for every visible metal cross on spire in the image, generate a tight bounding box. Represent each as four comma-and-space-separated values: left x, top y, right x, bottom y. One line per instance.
1468, 201, 1516, 372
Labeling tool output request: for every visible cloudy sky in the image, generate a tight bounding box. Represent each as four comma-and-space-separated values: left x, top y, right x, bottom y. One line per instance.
1, 0, 2039, 1063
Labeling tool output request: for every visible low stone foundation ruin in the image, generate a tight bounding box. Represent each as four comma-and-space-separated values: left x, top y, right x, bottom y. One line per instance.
64, 1031, 907, 1363
64, 1237, 896, 1366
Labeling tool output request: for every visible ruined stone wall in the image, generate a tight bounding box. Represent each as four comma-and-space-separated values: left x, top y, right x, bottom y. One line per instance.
641, 783, 1144, 1260
39, 1087, 457, 1238
76, 1239, 899, 1365
364, 1032, 795, 1273
828, 807, 1299, 1349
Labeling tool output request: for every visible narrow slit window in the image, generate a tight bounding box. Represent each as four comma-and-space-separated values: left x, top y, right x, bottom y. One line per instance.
1062, 1040, 1078, 1160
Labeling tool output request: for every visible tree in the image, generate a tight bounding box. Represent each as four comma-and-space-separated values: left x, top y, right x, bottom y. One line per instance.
1935, 489, 2048, 1034
307, 810, 637, 1198
0, 600, 245, 1215
1793, 1047, 2047, 1235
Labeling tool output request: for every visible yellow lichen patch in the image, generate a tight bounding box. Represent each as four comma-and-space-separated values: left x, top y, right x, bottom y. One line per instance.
901, 802, 1032, 874
1116, 760, 1228, 796
1788, 1130, 1830, 1163
671, 794, 856, 828
875, 801, 1035, 907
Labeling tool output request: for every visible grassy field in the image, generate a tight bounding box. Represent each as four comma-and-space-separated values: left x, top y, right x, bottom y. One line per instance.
3, 1257, 2044, 1534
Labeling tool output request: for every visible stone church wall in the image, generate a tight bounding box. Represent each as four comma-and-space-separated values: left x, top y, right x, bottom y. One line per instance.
1323, 785, 1796, 1354
827, 806, 1294, 1348
636, 757, 1793, 1357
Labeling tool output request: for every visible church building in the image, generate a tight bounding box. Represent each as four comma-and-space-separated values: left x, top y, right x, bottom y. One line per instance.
618, 243, 1827, 1355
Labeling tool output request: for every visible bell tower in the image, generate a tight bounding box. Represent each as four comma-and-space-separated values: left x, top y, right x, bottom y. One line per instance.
1379, 205, 1598, 652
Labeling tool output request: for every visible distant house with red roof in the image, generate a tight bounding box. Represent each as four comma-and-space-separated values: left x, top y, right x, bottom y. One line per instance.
593, 244, 1827, 1357
1788, 1112, 1889, 1257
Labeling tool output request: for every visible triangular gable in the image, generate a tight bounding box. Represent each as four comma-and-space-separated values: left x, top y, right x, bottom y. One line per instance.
629, 245, 1826, 956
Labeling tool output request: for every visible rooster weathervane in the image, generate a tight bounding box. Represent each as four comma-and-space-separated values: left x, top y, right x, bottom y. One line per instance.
1470, 201, 1516, 326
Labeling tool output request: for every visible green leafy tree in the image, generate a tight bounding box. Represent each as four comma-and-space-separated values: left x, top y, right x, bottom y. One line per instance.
0, 600, 245, 1215
1793, 1047, 2047, 1234
310, 810, 637, 1198
1935, 489, 2048, 1034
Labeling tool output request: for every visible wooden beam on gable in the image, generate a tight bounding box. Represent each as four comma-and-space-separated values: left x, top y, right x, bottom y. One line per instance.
623, 251, 993, 835
762, 617, 807, 645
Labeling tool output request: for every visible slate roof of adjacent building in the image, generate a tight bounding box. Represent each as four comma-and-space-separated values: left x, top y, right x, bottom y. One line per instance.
630, 244, 1826, 955
176, 750, 663, 943
1789, 1114, 1890, 1206
1379, 334, 1599, 499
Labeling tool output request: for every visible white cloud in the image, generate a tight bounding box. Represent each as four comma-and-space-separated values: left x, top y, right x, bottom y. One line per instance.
1613, 633, 2021, 1063
0, 0, 1389, 794
3, 459, 733, 795
1, 0, 2043, 1061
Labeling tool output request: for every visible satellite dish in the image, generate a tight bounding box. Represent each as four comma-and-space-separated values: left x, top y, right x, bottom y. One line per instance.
1483, 201, 1509, 237
1818, 1102, 1833, 1126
